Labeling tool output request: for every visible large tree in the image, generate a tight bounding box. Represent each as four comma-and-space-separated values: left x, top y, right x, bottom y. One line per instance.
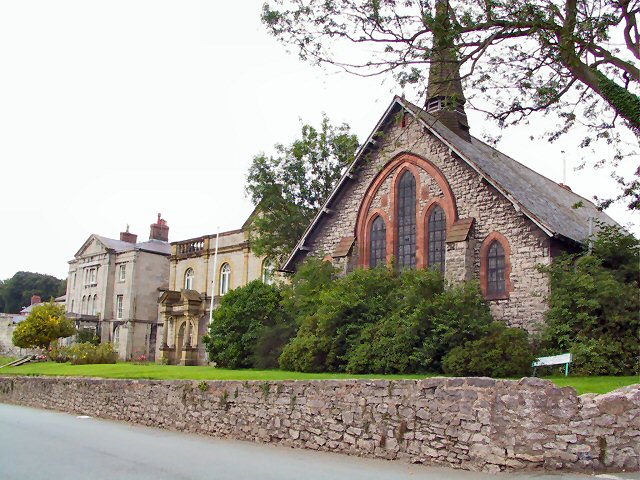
0, 271, 66, 314
262, 0, 640, 208
246, 115, 359, 263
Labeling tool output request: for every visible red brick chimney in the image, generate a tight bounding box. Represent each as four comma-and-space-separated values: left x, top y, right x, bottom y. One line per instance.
120, 224, 138, 244
31, 295, 41, 306
150, 213, 169, 242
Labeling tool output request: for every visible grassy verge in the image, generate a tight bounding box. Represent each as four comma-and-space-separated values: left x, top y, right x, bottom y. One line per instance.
0, 357, 17, 366
0, 361, 637, 394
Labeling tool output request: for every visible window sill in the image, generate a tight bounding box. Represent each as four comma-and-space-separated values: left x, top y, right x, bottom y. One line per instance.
485, 292, 509, 301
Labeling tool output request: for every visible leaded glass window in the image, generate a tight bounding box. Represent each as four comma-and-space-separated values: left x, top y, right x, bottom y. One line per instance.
428, 205, 446, 273
487, 241, 506, 294
396, 171, 416, 270
369, 216, 387, 268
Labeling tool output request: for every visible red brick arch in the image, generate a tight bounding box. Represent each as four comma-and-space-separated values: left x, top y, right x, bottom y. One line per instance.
355, 152, 458, 268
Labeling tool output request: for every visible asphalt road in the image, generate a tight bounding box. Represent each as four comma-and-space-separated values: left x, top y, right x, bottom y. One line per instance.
0, 403, 638, 480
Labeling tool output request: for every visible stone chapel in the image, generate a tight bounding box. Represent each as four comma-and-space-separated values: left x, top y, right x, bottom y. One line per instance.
281, 4, 617, 332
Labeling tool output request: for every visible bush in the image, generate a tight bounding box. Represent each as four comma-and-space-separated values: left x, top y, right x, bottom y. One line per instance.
442, 322, 534, 377
202, 280, 294, 369
76, 329, 99, 345
280, 265, 494, 374
51, 342, 118, 365
12, 301, 76, 350
538, 225, 639, 375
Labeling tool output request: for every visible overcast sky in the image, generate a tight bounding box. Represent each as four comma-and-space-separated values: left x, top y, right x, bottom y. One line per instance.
1, 1, 637, 281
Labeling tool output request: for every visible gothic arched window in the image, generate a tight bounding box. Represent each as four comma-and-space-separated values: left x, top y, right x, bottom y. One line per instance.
220, 263, 231, 296
427, 205, 446, 273
396, 170, 416, 270
184, 268, 194, 290
487, 240, 506, 295
369, 216, 387, 268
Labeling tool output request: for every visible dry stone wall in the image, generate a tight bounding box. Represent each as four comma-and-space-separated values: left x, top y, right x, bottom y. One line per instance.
0, 376, 638, 473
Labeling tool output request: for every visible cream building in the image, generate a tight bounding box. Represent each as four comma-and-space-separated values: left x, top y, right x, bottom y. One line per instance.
158, 215, 273, 365
66, 215, 171, 360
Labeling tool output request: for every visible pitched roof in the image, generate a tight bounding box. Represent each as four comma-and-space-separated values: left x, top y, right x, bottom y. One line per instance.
74, 234, 171, 258
282, 96, 618, 271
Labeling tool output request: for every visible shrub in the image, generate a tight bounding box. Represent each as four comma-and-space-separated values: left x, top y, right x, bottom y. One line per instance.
51, 342, 118, 365
280, 265, 494, 374
442, 322, 534, 377
202, 280, 293, 369
538, 225, 639, 375
76, 329, 99, 345
12, 301, 76, 350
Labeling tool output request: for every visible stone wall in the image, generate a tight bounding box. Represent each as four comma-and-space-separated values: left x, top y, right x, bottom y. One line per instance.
0, 376, 637, 473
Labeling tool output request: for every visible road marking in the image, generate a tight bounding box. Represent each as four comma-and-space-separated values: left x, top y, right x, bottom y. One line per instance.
76, 415, 92, 419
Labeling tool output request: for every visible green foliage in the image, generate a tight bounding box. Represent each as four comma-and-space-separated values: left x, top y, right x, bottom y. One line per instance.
50, 342, 117, 365
12, 301, 76, 350
76, 329, 99, 346
0, 271, 66, 314
202, 281, 294, 369
246, 115, 359, 262
279, 265, 493, 374
442, 322, 534, 377
538, 225, 639, 375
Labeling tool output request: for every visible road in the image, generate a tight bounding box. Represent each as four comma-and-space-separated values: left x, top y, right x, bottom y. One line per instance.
0, 403, 637, 480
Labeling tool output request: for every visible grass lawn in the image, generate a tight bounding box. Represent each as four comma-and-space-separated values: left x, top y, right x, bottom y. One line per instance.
0, 360, 637, 394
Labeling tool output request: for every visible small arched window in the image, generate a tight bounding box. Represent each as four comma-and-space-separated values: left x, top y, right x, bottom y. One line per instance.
369, 216, 387, 268
184, 268, 194, 290
262, 259, 275, 285
113, 326, 120, 344
487, 241, 506, 295
396, 170, 416, 270
220, 263, 231, 296
427, 205, 446, 273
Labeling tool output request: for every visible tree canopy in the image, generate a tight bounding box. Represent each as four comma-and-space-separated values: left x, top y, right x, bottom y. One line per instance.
246, 115, 359, 263
12, 301, 76, 350
0, 271, 66, 314
262, 0, 640, 208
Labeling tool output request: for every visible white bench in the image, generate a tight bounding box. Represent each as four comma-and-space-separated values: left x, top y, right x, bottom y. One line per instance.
532, 353, 573, 376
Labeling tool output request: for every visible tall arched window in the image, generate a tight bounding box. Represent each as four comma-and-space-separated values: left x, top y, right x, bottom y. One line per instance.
92, 294, 98, 315
87, 296, 93, 316
81, 296, 86, 314
487, 241, 506, 295
219, 263, 231, 295
369, 216, 387, 268
262, 259, 275, 285
396, 171, 416, 270
184, 268, 194, 290
427, 205, 446, 273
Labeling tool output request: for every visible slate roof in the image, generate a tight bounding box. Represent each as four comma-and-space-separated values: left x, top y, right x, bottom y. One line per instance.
402, 98, 617, 243
282, 96, 618, 271
76, 235, 171, 258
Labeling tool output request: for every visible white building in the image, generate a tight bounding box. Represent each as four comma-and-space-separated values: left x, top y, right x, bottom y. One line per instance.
66, 215, 170, 360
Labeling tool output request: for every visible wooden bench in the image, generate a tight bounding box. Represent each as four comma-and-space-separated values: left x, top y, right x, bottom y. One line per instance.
532, 353, 573, 376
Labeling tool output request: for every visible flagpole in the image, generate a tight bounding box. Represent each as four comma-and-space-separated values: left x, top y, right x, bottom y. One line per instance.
209, 228, 220, 324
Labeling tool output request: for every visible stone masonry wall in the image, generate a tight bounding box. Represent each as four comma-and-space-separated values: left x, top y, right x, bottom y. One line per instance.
305, 117, 551, 331
0, 376, 638, 473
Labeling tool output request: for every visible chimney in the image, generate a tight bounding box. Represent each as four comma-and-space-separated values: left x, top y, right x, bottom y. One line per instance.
425, 0, 471, 141
150, 213, 169, 242
120, 224, 138, 244
31, 295, 41, 306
